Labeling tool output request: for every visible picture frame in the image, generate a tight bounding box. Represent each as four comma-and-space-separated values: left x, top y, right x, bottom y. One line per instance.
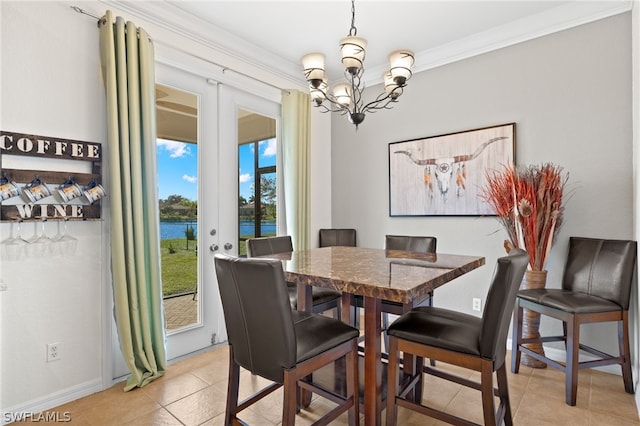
389, 123, 515, 216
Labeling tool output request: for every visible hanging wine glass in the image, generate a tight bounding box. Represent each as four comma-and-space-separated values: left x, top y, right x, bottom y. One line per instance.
27, 218, 54, 258
1, 219, 29, 261
50, 220, 64, 257
54, 219, 77, 257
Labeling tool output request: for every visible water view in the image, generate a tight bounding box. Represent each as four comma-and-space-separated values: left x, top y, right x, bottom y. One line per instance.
159, 220, 276, 240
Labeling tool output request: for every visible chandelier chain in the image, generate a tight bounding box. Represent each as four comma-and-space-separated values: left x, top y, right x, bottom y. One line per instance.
349, 0, 357, 36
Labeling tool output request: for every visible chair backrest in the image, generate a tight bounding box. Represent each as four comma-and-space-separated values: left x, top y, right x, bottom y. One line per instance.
479, 248, 529, 364
246, 235, 293, 257
562, 237, 637, 310
385, 235, 437, 253
319, 229, 357, 247
214, 254, 296, 383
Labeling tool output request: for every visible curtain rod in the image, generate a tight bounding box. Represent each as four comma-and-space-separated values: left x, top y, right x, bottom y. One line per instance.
70, 5, 290, 94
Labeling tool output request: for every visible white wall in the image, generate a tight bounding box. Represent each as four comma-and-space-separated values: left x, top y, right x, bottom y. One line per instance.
0, 0, 634, 417
0, 0, 333, 417
0, 1, 108, 415
330, 13, 633, 356
632, 0, 640, 407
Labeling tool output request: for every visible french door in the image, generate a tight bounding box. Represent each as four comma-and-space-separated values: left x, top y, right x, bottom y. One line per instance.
112, 63, 280, 378
155, 65, 281, 358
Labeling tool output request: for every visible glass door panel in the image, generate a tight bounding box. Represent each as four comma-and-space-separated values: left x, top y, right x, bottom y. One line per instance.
157, 84, 199, 332
154, 64, 221, 361
237, 111, 277, 256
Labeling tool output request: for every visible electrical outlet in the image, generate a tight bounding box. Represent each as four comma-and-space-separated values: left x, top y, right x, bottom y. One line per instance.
472, 298, 482, 312
47, 343, 61, 362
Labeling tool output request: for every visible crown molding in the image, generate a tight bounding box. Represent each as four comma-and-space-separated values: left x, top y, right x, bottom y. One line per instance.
99, 0, 305, 90
99, 1, 632, 91
366, 1, 632, 86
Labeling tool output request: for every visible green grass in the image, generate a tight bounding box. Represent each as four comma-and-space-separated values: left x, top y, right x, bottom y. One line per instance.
160, 234, 274, 297
161, 238, 197, 296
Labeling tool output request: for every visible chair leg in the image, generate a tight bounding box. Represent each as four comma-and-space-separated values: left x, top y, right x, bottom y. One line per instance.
346, 341, 360, 426
496, 363, 513, 426
225, 347, 241, 426
480, 360, 497, 426
511, 300, 523, 374
415, 356, 424, 403
385, 336, 400, 426
282, 370, 298, 426
619, 312, 634, 394
565, 316, 579, 406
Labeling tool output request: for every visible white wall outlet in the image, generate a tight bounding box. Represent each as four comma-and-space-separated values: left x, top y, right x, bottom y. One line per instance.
472, 298, 482, 312
47, 343, 61, 362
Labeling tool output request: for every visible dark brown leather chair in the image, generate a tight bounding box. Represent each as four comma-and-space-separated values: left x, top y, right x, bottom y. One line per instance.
214, 254, 359, 425
378, 235, 438, 350
512, 237, 637, 406
385, 234, 437, 253
246, 235, 343, 316
386, 249, 529, 426
319, 228, 357, 247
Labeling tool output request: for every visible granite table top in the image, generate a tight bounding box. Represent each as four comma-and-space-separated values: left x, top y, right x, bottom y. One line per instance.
262, 246, 485, 304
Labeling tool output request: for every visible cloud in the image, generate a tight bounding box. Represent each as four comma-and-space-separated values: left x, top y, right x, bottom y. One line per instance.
158, 139, 191, 158
260, 138, 277, 157
182, 174, 197, 183
239, 173, 252, 183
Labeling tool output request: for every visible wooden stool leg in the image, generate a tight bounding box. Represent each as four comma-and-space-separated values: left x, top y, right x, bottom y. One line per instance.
225, 347, 240, 426
385, 337, 400, 426
565, 316, 579, 406
511, 300, 523, 374
496, 363, 513, 426
619, 312, 634, 393
480, 361, 497, 426
282, 370, 297, 426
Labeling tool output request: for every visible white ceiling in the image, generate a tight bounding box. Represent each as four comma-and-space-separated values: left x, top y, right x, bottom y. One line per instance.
110, 1, 632, 87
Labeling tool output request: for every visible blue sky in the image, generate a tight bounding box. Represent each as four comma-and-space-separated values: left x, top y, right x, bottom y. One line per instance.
157, 139, 198, 201
157, 138, 276, 202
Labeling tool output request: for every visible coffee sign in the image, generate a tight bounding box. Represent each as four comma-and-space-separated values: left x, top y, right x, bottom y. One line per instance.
0, 131, 101, 160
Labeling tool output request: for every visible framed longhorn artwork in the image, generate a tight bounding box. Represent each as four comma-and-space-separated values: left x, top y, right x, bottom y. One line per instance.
389, 123, 515, 216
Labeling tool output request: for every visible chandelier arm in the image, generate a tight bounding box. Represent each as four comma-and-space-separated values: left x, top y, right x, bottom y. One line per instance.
361, 88, 401, 112
311, 85, 355, 115
320, 101, 352, 115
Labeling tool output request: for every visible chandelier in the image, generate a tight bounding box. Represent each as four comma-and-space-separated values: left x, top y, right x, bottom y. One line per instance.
301, 0, 415, 129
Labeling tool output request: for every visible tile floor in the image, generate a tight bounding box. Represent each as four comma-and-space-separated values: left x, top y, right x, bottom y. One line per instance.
22, 345, 640, 425
164, 293, 198, 331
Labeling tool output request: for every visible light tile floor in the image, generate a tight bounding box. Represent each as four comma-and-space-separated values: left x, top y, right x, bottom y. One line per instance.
19, 345, 640, 425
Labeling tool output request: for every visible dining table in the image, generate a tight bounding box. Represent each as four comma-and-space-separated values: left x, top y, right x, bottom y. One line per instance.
260, 246, 485, 426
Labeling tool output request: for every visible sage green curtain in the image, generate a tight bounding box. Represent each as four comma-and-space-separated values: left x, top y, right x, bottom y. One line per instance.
99, 10, 166, 390
282, 90, 311, 250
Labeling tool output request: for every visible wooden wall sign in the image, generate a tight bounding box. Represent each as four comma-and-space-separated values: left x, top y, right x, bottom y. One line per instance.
0, 130, 103, 222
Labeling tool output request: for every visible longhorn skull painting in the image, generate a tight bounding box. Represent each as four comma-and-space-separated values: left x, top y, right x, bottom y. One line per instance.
389, 123, 515, 216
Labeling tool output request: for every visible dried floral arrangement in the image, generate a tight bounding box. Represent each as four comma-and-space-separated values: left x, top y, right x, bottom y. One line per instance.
481, 163, 570, 271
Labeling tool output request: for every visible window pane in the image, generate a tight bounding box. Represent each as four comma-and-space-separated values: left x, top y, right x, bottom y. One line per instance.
258, 138, 276, 168
259, 171, 276, 237
156, 84, 199, 332
239, 143, 256, 251
238, 111, 276, 256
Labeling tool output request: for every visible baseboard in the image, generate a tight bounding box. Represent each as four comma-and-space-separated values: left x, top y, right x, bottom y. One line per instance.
1, 378, 103, 425
505, 339, 621, 376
